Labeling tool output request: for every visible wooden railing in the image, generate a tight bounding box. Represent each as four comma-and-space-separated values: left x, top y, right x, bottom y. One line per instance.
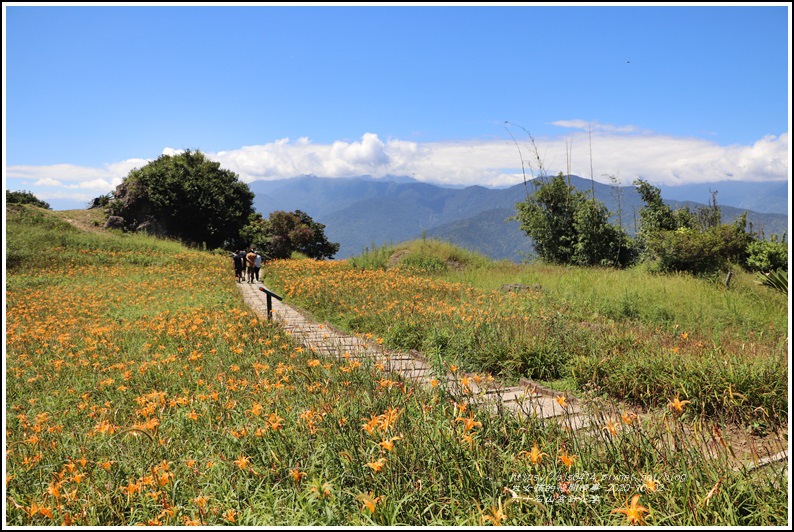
258, 286, 283, 320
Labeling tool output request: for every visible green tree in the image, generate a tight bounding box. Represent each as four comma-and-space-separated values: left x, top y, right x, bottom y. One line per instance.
241, 210, 340, 260
633, 179, 676, 257
514, 173, 634, 267
108, 150, 254, 248
514, 173, 581, 264
6, 190, 50, 209
572, 199, 636, 267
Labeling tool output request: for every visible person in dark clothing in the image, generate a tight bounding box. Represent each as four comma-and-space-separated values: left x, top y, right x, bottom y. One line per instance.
254, 251, 263, 283
232, 250, 245, 283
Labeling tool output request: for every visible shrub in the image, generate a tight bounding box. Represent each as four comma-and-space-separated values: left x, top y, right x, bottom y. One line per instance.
6, 190, 50, 209
745, 235, 788, 272
648, 223, 751, 276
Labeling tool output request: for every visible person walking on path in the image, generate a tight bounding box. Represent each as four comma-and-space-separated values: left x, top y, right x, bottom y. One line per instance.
246, 248, 258, 283
254, 251, 263, 283
233, 250, 245, 283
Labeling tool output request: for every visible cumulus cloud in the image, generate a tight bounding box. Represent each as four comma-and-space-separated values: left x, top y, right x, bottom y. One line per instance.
212, 133, 401, 182
5, 127, 789, 210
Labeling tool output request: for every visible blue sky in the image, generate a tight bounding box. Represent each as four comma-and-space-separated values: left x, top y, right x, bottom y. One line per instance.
3, 3, 791, 210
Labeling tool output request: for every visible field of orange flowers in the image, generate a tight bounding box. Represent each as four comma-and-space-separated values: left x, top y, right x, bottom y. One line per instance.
262, 258, 787, 427
4, 205, 788, 526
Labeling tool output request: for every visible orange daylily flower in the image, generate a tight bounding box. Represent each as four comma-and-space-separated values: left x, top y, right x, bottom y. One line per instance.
557, 448, 577, 469
621, 411, 638, 425
268, 413, 285, 431
482, 501, 508, 526
555, 395, 568, 409
192, 495, 209, 508
365, 457, 387, 473
356, 491, 383, 513
233, 455, 251, 470
668, 395, 691, 413
290, 468, 307, 483
518, 442, 548, 465
378, 435, 402, 452
455, 415, 482, 432
611, 493, 650, 525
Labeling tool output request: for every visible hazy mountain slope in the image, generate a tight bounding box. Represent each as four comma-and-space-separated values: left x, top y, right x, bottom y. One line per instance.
321, 197, 444, 258
657, 180, 789, 215
426, 208, 536, 262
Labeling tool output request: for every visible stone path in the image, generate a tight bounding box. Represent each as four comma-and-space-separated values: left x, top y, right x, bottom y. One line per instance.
238, 282, 590, 430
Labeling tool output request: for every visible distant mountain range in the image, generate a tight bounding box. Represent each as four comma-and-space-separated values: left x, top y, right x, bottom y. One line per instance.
249, 175, 790, 261
656, 180, 788, 215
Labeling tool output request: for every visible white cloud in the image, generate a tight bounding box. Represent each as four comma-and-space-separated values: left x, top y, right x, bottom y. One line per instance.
70, 178, 115, 190
4, 158, 150, 208
210, 130, 789, 188
5, 128, 789, 209
33, 177, 64, 187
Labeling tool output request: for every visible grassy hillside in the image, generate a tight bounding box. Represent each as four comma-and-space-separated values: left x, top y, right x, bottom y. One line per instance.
5, 208, 788, 526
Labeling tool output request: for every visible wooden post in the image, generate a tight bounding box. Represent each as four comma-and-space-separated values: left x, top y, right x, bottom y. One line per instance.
725, 271, 733, 288
258, 287, 283, 321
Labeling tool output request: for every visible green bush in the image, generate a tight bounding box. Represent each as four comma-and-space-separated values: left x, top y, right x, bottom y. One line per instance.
649, 223, 750, 275
6, 190, 50, 209
745, 235, 788, 272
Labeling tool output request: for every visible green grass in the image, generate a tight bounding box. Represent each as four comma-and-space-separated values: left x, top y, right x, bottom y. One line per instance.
5, 209, 789, 526
351, 239, 787, 347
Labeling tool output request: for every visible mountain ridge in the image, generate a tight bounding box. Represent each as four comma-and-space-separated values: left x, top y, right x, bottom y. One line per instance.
248, 175, 789, 260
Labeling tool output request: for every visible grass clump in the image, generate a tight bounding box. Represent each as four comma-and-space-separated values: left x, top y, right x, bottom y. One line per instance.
350, 238, 492, 273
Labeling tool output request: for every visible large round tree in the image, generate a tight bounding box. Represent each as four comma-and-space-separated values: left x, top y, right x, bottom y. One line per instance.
109, 150, 254, 249
241, 210, 340, 260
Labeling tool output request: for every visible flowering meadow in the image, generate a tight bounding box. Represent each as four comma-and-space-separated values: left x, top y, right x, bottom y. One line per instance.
4, 205, 789, 526
263, 255, 787, 426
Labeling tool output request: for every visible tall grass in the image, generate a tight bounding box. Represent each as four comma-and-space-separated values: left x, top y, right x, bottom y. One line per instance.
5, 208, 789, 526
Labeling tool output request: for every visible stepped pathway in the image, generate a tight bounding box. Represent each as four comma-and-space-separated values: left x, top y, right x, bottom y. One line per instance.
238, 282, 590, 430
